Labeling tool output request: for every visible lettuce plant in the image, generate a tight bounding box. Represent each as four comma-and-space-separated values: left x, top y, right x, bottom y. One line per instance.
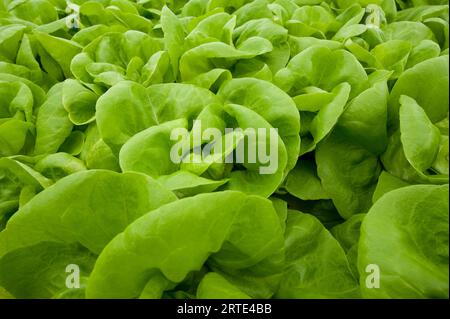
0, 0, 448, 299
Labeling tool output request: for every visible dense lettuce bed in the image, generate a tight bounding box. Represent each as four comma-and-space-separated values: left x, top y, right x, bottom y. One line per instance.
0, 0, 448, 299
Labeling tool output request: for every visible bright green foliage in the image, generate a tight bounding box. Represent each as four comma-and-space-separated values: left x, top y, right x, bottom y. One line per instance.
0, 0, 448, 299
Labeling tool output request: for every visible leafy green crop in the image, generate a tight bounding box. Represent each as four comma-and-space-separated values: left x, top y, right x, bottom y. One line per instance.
0, 0, 448, 299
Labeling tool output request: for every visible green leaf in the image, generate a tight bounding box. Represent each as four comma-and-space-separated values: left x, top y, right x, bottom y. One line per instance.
372, 171, 411, 203
389, 55, 449, 128
285, 159, 329, 200
316, 133, 382, 219
275, 210, 360, 298
161, 6, 185, 79
62, 80, 98, 125
358, 184, 449, 298
196, 272, 251, 299
218, 78, 300, 171
34, 84, 73, 155
399, 95, 441, 172
86, 192, 284, 298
